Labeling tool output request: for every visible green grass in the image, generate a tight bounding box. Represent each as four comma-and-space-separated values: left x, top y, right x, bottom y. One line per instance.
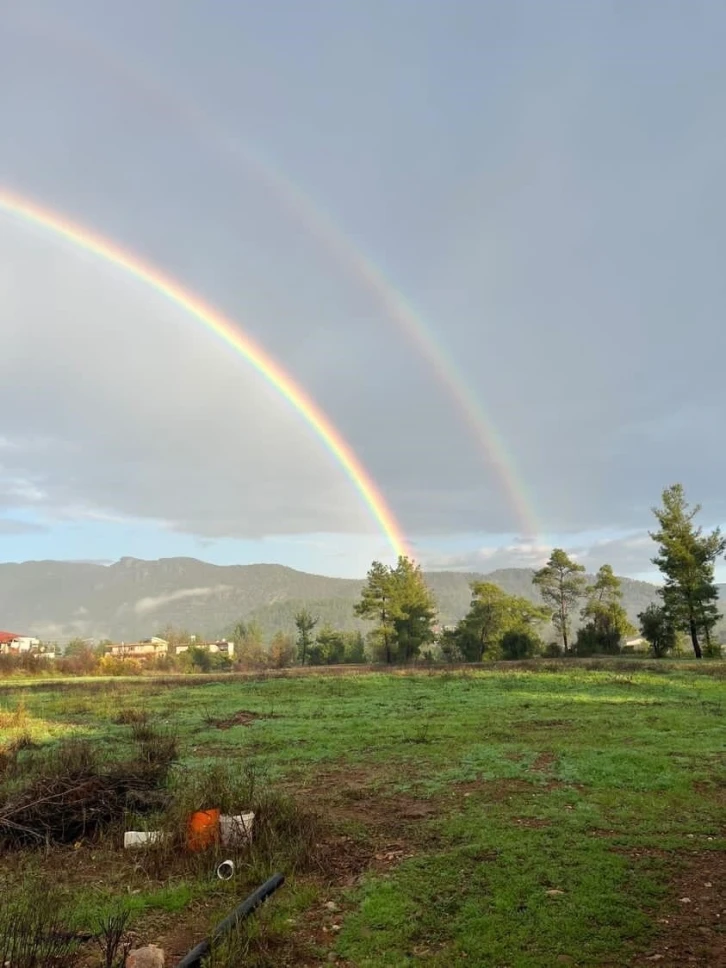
1, 663, 724, 966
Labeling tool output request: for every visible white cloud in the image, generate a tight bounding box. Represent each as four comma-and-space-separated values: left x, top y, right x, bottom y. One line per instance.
133, 585, 232, 615
424, 532, 661, 580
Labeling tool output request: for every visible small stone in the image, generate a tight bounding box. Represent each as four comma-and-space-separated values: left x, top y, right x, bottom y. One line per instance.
679, 897, 692, 904
546, 889, 565, 896
331, 924, 342, 932
646, 956, 664, 962
126, 946, 165, 968
705, 882, 712, 888
325, 901, 340, 912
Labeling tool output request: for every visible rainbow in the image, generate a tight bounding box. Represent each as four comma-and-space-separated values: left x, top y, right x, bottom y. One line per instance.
0, 188, 410, 559
6, 8, 540, 540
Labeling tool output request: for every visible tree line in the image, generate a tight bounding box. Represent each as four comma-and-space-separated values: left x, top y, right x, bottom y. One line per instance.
350, 483, 724, 662
1, 482, 720, 678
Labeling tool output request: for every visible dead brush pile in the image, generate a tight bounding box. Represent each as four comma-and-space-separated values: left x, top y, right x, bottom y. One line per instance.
0, 724, 177, 849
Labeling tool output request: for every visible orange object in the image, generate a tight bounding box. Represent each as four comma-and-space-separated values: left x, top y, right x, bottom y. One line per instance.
187, 809, 220, 851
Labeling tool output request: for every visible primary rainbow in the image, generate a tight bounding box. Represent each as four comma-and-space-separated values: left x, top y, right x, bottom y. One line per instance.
0, 188, 410, 560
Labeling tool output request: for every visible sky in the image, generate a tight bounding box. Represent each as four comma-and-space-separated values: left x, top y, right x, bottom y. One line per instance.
1, 0, 726, 580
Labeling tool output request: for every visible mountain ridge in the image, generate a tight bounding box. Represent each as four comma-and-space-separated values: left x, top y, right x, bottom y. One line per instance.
0, 555, 675, 644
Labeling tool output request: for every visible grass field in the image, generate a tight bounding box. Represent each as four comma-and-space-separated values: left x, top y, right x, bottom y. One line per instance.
0, 662, 724, 967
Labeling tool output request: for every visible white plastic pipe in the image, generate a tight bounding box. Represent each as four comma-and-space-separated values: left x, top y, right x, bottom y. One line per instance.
123, 830, 168, 848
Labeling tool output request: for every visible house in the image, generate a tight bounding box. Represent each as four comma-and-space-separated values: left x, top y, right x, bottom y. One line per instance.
0, 631, 41, 654
175, 639, 234, 656
107, 639, 169, 660
208, 639, 235, 656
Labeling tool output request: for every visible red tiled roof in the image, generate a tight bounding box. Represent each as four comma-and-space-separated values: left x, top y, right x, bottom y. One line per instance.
0, 632, 21, 645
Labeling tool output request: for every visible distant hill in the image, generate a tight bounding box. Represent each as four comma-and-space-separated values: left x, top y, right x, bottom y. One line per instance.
0, 556, 675, 644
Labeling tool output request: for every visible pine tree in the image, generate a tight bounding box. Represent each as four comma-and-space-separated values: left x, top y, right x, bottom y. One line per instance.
533, 549, 588, 653
578, 564, 635, 655
355, 558, 436, 663
454, 581, 548, 661
389, 557, 437, 661
294, 609, 318, 666
354, 561, 396, 663
638, 603, 677, 658
650, 484, 725, 659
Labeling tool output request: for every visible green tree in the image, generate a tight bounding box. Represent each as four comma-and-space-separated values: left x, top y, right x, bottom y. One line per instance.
313, 625, 346, 665
638, 603, 677, 658
268, 632, 295, 668
650, 484, 726, 659
453, 581, 547, 661
500, 628, 541, 660
389, 557, 437, 661
235, 621, 267, 667
355, 558, 436, 663
294, 609, 318, 666
64, 638, 91, 656
343, 630, 366, 663
354, 561, 396, 663
187, 645, 212, 672
455, 582, 509, 661
533, 549, 588, 653
576, 564, 635, 655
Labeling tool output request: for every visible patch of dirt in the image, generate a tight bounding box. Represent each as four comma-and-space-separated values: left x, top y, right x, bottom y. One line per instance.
513, 817, 553, 829
211, 709, 278, 729
630, 849, 726, 967
452, 778, 536, 801
530, 751, 557, 773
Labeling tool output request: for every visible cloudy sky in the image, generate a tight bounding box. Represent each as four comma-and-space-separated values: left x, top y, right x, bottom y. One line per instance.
1, 1, 725, 580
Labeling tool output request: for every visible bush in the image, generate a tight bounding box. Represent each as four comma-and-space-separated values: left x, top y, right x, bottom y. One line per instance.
500, 629, 541, 660
574, 623, 622, 656
98, 655, 143, 676
0, 724, 177, 849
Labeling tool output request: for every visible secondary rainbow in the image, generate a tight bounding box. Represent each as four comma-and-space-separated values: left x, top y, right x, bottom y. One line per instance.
7, 9, 540, 540
0, 188, 409, 560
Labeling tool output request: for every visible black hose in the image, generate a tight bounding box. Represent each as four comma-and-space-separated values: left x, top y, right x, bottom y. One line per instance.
175, 873, 285, 968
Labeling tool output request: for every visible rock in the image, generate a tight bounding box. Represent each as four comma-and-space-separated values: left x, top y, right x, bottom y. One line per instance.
126, 945, 165, 968
325, 901, 340, 912
546, 889, 565, 896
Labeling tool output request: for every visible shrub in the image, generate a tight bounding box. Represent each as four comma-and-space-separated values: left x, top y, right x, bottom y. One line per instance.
0, 881, 80, 968
98, 655, 143, 676
0, 725, 177, 849
500, 629, 541, 660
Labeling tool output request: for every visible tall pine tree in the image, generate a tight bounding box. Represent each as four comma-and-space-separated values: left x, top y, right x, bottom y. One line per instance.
355, 558, 436, 662
354, 561, 396, 662
533, 549, 588, 653
650, 484, 725, 659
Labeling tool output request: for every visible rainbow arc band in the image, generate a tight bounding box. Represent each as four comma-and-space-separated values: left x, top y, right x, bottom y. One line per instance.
0, 189, 410, 560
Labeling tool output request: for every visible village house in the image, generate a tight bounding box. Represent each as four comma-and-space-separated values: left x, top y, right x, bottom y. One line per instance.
107, 637, 169, 660
0, 631, 54, 658
174, 638, 235, 656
